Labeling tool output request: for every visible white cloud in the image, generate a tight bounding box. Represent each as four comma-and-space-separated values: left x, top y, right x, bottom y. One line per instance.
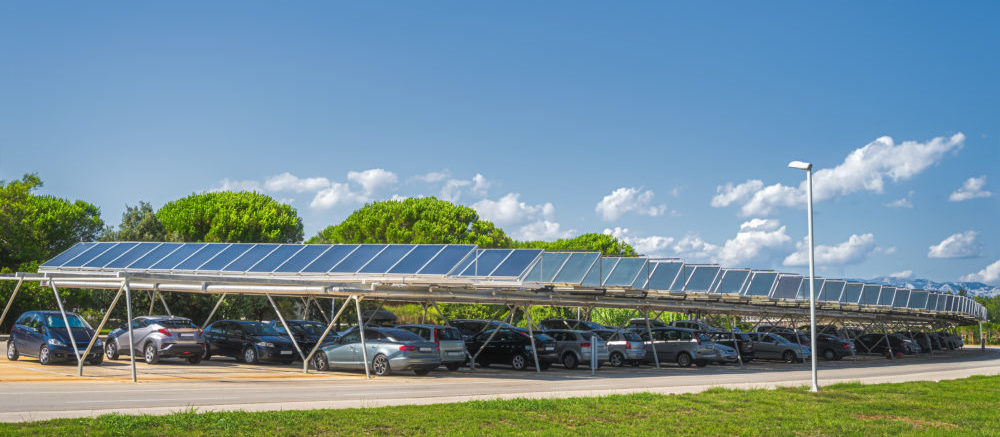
928, 231, 981, 258
347, 168, 398, 196
411, 171, 449, 183
595, 187, 666, 221
310, 182, 366, 209
961, 259, 1000, 285
264, 172, 331, 193
471, 174, 490, 196
949, 176, 991, 202
473, 193, 554, 227
604, 227, 676, 256
784, 233, 877, 267
439, 174, 489, 202
716, 220, 792, 266
883, 190, 915, 208
516, 220, 574, 241
209, 178, 262, 192
889, 270, 913, 279
712, 133, 965, 216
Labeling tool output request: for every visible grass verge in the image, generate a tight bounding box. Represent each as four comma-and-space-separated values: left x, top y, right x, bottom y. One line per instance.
3, 375, 999, 436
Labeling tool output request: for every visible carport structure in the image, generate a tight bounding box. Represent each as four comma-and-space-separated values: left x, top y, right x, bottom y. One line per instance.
0, 241, 988, 381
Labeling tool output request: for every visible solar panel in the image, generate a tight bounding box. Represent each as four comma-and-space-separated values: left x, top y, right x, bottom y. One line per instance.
818, 280, 845, 302
907, 290, 928, 309
876, 286, 895, 306
523, 252, 569, 282
61, 242, 117, 267
129, 243, 183, 269
302, 245, 359, 273
892, 289, 909, 308
770, 274, 803, 299
82, 242, 138, 268
418, 245, 474, 275
459, 249, 510, 276
795, 278, 824, 300
359, 245, 415, 273
198, 244, 254, 271
249, 244, 305, 272
490, 249, 542, 278
744, 272, 777, 297
388, 245, 445, 274
603, 258, 646, 287
40, 242, 97, 268
224, 244, 280, 272
683, 266, 720, 292
945, 294, 955, 312
277, 245, 330, 273
712, 269, 750, 294
645, 261, 683, 290
105, 242, 161, 269
841, 283, 863, 303
858, 285, 880, 305
171, 244, 227, 270
926, 293, 938, 311
553, 252, 601, 284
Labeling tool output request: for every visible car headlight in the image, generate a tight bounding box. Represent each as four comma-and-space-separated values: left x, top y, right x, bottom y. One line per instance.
256, 342, 275, 348
48, 338, 66, 347
94, 339, 103, 347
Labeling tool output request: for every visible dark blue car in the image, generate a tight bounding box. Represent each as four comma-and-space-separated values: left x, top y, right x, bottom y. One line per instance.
203, 320, 297, 364
6, 311, 104, 365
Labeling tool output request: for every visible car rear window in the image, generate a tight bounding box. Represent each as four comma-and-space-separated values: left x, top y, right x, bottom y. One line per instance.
244, 322, 279, 336
158, 319, 197, 329
436, 327, 461, 341
383, 329, 424, 342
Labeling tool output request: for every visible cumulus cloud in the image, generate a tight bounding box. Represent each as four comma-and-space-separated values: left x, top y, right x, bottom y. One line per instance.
347, 168, 398, 196
473, 193, 554, 227
517, 220, 574, 241
961, 259, 1000, 284
783, 233, 877, 267
264, 172, 331, 192
889, 270, 913, 279
411, 171, 449, 183
209, 178, 262, 192
603, 227, 677, 257
440, 174, 489, 202
928, 231, 981, 259
606, 218, 792, 267
310, 183, 366, 209
595, 187, 667, 221
712, 133, 965, 216
949, 176, 991, 202
884, 190, 915, 208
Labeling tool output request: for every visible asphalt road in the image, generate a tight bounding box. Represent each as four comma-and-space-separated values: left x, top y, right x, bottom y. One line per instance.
1, 348, 998, 422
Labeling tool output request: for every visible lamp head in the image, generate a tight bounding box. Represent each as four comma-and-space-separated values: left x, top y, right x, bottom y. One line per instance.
788, 161, 812, 171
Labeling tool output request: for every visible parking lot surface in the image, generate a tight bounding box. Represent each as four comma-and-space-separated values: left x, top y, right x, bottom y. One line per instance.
1, 347, 998, 422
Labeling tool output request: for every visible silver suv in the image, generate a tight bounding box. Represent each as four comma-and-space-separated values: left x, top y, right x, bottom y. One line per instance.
397, 324, 467, 371
105, 316, 205, 364
637, 327, 717, 367
587, 329, 647, 367
545, 329, 609, 369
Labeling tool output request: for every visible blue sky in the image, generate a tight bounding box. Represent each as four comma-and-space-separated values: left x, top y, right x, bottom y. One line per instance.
1, 2, 997, 284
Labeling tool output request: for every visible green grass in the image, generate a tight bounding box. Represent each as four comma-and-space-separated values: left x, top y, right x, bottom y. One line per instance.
3, 375, 999, 436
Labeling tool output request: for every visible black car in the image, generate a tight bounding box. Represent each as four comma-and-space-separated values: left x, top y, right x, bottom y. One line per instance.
897, 331, 933, 353
707, 330, 755, 363
266, 319, 337, 358
464, 328, 557, 370
203, 320, 297, 364
812, 333, 855, 360
450, 319, 518, 340
854, 333, 906, 358
538, 319, 606, 331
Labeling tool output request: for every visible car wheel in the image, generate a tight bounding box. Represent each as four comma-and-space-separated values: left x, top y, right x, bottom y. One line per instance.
676, 352, 693, 368
823, 349, 836, 361
312, 352, 329, 371
512, 353, 529, 371
414, 368, 430, 376
203, 345, 212, 361
144, 343, 160, 364
561, 353, 578, 370
39, 345, 51, 365
105, 341, 119, 360
445, 362, 461, 371
371, 354, 391, 376
6, 341, 18, 361
243, 347, 259, 364
782, 350, 796, 363
187, 354, 203, 365
88, 353, 103, 366
609, 351, 625, 367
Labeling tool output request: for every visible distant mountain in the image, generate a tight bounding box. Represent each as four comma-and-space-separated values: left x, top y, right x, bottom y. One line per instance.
856, 277, 1000, 297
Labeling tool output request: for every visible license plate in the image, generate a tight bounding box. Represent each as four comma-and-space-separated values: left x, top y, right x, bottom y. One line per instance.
448, 351, 463, 356
180, 334, 192, 339
419, 347, 432, 352
545, 346, 554, 351
280, 350, 293, 355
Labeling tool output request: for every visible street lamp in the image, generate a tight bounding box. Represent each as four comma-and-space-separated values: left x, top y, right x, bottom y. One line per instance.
788, 160, 819, 392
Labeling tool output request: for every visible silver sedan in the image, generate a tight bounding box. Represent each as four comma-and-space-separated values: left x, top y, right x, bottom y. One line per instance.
312, 326, 441, 376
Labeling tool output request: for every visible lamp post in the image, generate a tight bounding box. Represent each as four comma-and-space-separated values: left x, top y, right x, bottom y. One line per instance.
789, 160, 819, 392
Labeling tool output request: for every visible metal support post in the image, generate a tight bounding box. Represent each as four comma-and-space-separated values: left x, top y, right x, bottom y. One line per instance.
78, 285, 124, 376
355, 296, 370, 378
303, 294, 353, 373
882, 323, 895, 360
364, 300, 385, 327
590, 333, 598, 375
643, 308, 661, 369
420, 303, 428, 324
124, 281, 137, 382
310, 297, 330, 323
148, 290, 156, 316
522, 304, 541, 373
791, 319, 807, 366
158, 291, 172, 317
980, 321, 985, 351
729, 315, 744, 367
266, 294, 305, 362
201, 293, 227, 330
49, 281, 81, 366
0, 279, 24, 333
469, 306, 516, 370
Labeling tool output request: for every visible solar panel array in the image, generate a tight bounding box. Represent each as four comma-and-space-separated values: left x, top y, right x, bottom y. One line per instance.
39, 242, 986, 319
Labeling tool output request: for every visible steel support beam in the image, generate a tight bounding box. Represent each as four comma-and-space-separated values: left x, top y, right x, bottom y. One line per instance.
201, 293, 227, 330
266, 294, 306, 362
78, 285, 124, 376
303, 295, 353, 373
522, 304, 541, 373
125, 281, 137, 382
643, 308, 661, 369
355, 296, 370, 378
0, 279, 24, 334
49, 281, 81, 366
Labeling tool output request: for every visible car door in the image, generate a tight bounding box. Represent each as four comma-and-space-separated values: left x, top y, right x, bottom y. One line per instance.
327, 329, 361, 368
15, 313, 40, 354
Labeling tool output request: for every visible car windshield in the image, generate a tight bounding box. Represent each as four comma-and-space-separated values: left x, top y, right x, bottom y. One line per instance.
771, 334, 791, 344
383, 329, 424, 342
44, 314, 91, 330
297, 322, 325, 335
244, 322, 279, 336
158, 319, 197, 329
437, 328, 461, 341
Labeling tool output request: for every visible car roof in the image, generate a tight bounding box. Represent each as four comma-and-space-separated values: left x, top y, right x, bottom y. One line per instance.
397, 324, 456, 329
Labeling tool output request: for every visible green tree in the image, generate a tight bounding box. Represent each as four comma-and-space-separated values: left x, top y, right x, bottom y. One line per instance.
308, 197, 510, 247
157, 191, 303, 243
101, 201, 170, 242
515, 233, 636, 256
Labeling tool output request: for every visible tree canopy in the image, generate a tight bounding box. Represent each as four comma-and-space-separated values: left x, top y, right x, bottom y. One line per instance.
101, 201, 170, 242
515, 233, 636, 256
308, 197, 511, 247
158, 191, 304, 243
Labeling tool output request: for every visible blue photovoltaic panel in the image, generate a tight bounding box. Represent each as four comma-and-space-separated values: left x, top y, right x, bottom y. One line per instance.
841, 283, 863, 303
421, 245, 475, 275
359, 245, 415, 273
796, 278, 824, 300
819, 280, 846, 302
249, 245, 305, 272
523, 252, 570, 282
40, 243, 97, 268
105, 242, 161, 269
61, 242, 117, 267
131, 243, 183, 269
604, 258, 646, 287
892, 289, 909, 308
459, 250, 510, 276
599, 258, 620, 284
490, 249, 542, 277
83, 243, 139, 268
859, 285, 880, 305
744, 272, 777, 297
907, 290, 928, 309
301, 245, 358, 273
646, 261, 683, 290
151, 243, 205, 270
331, 245, 386, 273
388, 245, 444, 274
276, 245, 330, 273
945, 295, 955, 311
926, 293, 938, 310
224, 244, 279, 272
552, 252, 600, 284
684, 266, 720, 292
713, 269, 750, 294
877, 286, 895, 306
770, 275, 803, 299
198, 244, 254, 271
172, 244, 229, 270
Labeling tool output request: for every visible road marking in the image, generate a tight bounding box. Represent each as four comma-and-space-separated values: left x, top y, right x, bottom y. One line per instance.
65, 397, 242, 404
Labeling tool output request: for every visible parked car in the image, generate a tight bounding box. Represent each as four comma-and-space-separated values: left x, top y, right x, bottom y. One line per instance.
397, 324, 466, 371
755, 325, 794, 334
587, 329, 647, 367
544, 329, 609, 369
902, 339, 922, 355
626, 318, 668, 330
812, 333, 855, 360
925, 332, 945, 351
670, 320, 715, 332
266, 319, 337, 358
311, 326, 441, 376
6, 311, 103, 365
450, 319, 518, 340
773, 331, 811, 347
711, 343, 740, 364
203, 320, 297, 364
106, 316, 204, 364
854, 333, 906, 358
464, 328, 558, 370
707, 330, 755, 363
937, 331, 963, 350
745, 332, 810, 363
636, 327, 716, 367
897, 331, 933, 353
538, 319, 606, 331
